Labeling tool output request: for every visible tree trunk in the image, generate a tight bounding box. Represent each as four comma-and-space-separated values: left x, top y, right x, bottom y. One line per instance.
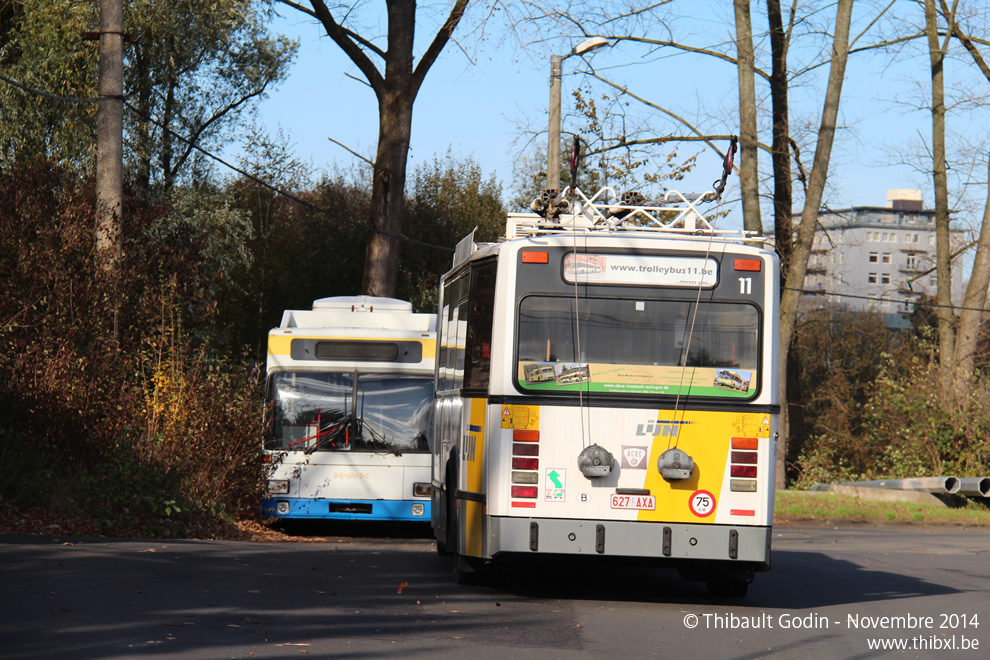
777, 0, 853, 489
362, 92, 414, 297
926, 0, 955, 400
299, 0, 468, 298
733, 0, 762, 234
951, 154, 990, 402
767, 0, 793, 279
96, 0, 123, 268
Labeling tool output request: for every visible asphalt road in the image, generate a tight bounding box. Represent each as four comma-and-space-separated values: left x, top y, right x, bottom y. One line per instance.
2, 521, 988, 659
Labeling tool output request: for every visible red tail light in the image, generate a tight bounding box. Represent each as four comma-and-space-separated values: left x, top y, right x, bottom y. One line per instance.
512, 457, 539, 470
731, 465, 758, 478
730, 436, 759, 490
511, 485, 538, 498
511, 429, 540, 502
731, 451, 758, 464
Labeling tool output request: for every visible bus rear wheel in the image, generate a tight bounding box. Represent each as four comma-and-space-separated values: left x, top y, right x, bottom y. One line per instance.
706, 578, 749, 598
435, 486, 451, 555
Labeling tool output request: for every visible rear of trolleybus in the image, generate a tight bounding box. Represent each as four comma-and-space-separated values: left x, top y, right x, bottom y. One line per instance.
433, 184, 779, 597
262, 296, 437, 523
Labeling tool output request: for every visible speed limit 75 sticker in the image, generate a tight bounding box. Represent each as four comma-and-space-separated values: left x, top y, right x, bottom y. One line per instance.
689, 490, 716, 517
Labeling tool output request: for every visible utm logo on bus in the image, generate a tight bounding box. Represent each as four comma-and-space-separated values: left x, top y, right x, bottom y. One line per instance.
635, 419, 692, 438
461, 434, 477, 462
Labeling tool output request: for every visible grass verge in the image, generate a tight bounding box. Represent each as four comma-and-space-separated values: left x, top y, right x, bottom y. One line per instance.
775, 490, 990, 526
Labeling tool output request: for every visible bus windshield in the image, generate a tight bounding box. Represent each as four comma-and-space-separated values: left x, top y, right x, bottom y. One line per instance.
265, 373, 433, 453
516, 296, 760, 398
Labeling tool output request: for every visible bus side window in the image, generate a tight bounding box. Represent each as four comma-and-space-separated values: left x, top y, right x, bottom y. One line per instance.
465, 260, 496, 390
437, 301, 449, 390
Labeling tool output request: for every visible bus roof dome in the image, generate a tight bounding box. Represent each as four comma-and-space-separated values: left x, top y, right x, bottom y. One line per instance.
312, 296, 413, 313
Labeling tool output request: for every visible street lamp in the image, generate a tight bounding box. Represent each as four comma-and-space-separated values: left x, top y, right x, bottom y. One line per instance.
547, 36, 609, 191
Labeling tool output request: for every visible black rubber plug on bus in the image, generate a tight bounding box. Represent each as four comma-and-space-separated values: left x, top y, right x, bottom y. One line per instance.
658, 447, 695, 481
577, 444, 615, 478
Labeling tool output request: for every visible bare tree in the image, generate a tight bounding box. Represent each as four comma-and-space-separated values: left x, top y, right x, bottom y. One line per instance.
777, 0, 853, 488
925, 0, 956, 399
767, 0, 795, 276
936, 0, 990, 403
278, 1, 469, 297
734, 0, 762, 233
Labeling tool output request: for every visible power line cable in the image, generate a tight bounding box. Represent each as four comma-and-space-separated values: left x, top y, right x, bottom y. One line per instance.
0, 72, 116, 103
783, 286, 990, 314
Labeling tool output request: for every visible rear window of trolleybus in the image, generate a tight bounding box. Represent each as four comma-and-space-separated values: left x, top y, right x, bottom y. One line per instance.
515, 296, 761, 399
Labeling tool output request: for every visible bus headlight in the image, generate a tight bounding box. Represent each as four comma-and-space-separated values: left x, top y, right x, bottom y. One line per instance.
276, 500, 290, 515
413, 482, 432, 497
268, 479, 290, 494
411, 503, 425, 516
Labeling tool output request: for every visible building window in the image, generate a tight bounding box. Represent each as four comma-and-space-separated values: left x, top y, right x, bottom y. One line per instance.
868, 273, 877, 284
906, 254, 917, 270
881, 232, 888, 241
882, 253, 891, 264
866, 231, 873, 241
881, 273, 891, 284
869, 252, 878, 263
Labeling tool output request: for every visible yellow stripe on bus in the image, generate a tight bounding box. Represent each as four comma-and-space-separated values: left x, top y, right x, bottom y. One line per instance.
464, 397, 487, 557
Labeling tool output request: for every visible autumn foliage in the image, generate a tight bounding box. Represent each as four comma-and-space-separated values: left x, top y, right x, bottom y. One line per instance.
0, 162, 263, 537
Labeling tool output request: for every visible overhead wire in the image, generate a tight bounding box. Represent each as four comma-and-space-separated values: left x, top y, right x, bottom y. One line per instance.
5, 74, 990, 297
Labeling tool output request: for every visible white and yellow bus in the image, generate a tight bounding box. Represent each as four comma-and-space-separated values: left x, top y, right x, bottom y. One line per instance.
262, 296, 436, 522
431, 187, 778, 596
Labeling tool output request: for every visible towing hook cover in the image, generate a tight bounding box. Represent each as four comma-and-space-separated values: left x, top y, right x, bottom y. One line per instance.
658, 447, 695, 481
577, 444, 615, 478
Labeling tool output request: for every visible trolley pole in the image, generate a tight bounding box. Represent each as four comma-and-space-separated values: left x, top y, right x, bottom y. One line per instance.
96, 0, 123, 269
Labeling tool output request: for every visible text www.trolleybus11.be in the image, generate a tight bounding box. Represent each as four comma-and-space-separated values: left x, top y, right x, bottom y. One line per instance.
681, 612, 980, 651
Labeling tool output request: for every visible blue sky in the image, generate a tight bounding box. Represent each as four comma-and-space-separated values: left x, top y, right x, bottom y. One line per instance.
252, 5, 986, 234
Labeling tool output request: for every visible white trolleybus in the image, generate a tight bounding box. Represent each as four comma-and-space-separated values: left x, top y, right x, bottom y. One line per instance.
431, 181, 779, 596
262, 296, 436, 523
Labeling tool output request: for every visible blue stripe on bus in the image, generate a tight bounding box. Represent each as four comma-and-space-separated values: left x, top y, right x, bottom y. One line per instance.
260, 497, 431, 522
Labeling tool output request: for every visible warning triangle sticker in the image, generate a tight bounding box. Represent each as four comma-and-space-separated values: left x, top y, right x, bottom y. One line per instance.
762, 416, 770, 425
502, 407, 511, 416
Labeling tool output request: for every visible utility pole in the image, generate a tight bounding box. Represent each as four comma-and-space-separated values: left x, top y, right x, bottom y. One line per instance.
547, 54, 563, 192
96, 0, 123, 269
546, 37, 608, 192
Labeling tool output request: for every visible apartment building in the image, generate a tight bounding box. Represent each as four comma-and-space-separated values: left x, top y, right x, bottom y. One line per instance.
804, 189, 967, 329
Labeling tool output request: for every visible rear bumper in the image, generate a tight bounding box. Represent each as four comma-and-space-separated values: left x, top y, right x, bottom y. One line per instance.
488, 516, 770, 569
